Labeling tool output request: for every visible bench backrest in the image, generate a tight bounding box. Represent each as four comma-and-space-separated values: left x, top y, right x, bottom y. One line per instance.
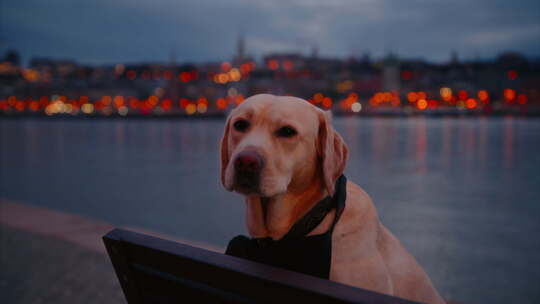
103, 228, 420, 304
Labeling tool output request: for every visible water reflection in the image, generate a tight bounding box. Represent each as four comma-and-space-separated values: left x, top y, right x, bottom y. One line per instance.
441, 117, 451, 169
415, 118, 427, 175
503, 116, 514, 169
0, 117, 539, 304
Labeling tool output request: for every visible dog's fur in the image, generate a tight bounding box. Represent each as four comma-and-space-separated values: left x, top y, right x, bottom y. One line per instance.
220, 94, 445, 304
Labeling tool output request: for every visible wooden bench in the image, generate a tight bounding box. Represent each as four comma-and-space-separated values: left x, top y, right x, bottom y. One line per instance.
103, 228, 420, 304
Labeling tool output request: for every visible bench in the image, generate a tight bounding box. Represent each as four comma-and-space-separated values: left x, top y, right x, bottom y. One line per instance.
103, 228, 420, 303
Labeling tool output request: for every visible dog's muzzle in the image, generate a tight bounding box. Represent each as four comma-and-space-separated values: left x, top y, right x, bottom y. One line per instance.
233, 150, 263, 193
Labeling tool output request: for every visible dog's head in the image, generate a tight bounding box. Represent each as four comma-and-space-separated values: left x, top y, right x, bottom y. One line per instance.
220, 94, 348, 198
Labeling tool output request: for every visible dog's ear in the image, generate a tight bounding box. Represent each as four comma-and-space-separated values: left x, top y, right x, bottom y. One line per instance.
220, 115, 233, 188
317, 110, 348, 196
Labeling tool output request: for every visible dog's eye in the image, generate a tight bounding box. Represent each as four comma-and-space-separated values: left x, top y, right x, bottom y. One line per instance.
233, 119, 250, 132
276, 126, 297, 138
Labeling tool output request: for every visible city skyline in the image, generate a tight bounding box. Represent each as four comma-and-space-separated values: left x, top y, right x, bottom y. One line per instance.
2, 0, 539, 65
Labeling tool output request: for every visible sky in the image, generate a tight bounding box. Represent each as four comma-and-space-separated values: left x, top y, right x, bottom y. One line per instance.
1, 0, 539, 65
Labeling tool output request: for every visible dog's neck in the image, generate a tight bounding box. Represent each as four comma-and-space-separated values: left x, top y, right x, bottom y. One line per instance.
244, 176, 329, 240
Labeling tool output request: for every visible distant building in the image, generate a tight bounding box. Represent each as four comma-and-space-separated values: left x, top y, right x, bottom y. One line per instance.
382, 53, 400, 92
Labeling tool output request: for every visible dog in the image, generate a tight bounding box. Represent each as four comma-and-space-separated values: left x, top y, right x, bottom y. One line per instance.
220, 94, 445, 304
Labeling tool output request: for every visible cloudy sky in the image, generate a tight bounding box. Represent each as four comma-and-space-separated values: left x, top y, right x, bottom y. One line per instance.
1, 0, 539, 65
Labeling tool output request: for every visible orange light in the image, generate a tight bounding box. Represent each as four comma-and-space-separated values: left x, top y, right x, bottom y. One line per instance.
417, 99, 427, 110
477, 90, 488, 101
7, 96, 16, 106
322, 97, 332, 108
407, 92, 418, 103
313, 93, 324, 103
418, 91, 427, 100
466, 98, 477, 109
102, 96, 112, 105
218, 73, 229, 84
114, 96, 125, 108
440, 87, 452, 100
216, 98, 227, 109
229, 68, 241, 82
197, 97, 208, 105
148, 95, 159, 107
186, 103, 196, 115
15, 101, 25, 112
235, 95, 245, 105
504, 89, 516, 101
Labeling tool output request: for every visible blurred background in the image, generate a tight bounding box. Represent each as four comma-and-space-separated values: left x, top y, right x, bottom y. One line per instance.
1, 0, 539, 303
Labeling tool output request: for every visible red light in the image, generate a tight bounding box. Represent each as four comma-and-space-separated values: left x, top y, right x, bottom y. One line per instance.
267, 60, 279, 70
466, 98, 477, 109
401, 70, 412, 80
240, 63, 251, 74
517, 94, 527, 104
15, 101, 25, 112
161, 98, 172, 111
163, 70, 173, 80
180, 98, 190, 108
190, 70, 198, 80
508, 70, 518, 80
417, 99, 427, 110
221, 62, 231, 72
283, 60, 294, 71
407, 92, 418, 103
129, 97, 140, 109
127, 70, 136, 80
504, 89, 516, 102
457, 90, 468, 100
197, 97, 208, 105
180, 72, 191, 83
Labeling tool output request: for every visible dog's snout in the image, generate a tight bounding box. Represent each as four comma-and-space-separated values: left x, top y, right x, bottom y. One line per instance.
234, 151, 263, 174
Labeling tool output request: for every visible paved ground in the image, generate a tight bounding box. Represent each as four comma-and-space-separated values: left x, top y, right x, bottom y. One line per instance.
0, 224, 125, 304
0, 199, 224, 304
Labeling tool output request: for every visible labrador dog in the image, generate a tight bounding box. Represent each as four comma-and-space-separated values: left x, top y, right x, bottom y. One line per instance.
220, 94, 445, 304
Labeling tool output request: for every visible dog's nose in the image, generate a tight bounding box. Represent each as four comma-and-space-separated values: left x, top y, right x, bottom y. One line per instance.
234, 151, 263, 174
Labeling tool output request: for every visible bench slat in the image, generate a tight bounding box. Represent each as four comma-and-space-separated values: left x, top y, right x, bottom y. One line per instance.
103, 228, 420, 304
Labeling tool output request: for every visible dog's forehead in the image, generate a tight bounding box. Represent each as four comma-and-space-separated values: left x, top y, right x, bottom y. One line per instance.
234, 94, 319, 127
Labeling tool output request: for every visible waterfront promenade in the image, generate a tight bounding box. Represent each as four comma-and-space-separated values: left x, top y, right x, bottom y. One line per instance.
0, 199, 222, 304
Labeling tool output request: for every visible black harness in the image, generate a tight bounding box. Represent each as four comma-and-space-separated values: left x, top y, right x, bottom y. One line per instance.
225, 175, 347, 279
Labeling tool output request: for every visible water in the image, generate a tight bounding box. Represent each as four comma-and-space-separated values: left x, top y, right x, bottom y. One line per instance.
1, 117, 539, 303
